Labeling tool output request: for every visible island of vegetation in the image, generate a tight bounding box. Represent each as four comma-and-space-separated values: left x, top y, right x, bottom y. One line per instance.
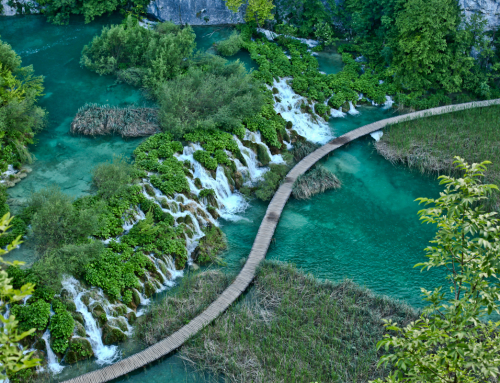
1, 0, 500, 382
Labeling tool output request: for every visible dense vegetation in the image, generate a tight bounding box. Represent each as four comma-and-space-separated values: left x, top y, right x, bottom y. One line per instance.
179, 261, 416, 382
0, 38, 45, 172
376, 105, 500, 209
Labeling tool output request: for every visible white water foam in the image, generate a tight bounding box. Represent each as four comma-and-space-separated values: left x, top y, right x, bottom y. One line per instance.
370, 131, 384, 142
272, 78, 333, 144
41, 330, 64, 374
62, 277, 119, 365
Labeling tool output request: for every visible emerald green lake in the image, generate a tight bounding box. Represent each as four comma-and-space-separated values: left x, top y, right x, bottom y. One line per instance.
0, 15, 443, 382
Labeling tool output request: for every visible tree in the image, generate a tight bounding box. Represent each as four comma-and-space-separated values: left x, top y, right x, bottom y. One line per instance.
391, 0, 474, 93
224, 0, 244, 13
0, 213, 40, 380
245, 0, 275, 26
372, 158, 500, 383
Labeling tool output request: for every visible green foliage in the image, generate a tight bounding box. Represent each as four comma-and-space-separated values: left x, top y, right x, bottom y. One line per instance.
155, 60, 264, 138
37, 0, 149, 25
28, 186, 100, 255
48, 310, 74, 354
0, 38, 46, 171
92, 154, 137, 200
373, 159, 500, 383
11, 300, 50, 332
217, 31, 244, 56
255, 164, 288, 201
245, 0, 275, 27
81, 17, 196, 88
193, 150, 218, 170
0, 213, 40, 380
192, 225, 227, 264
134, 133, 189, 196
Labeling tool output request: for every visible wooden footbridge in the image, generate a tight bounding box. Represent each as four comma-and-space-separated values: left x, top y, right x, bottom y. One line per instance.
64, 99, 500, 383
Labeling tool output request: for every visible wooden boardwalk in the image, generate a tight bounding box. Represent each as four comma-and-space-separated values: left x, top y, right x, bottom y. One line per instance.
63, 99, 500, 383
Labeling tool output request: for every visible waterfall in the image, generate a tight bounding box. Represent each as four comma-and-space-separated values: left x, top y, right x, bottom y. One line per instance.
233, 136, 268, 183
243, 131, 286, 164
61, 277, 119, 365
370, 131, 384, 142
383, 96, 394, 109
41, 330, 64, 374
348, 101, 360, 116
271, 78, 333, 144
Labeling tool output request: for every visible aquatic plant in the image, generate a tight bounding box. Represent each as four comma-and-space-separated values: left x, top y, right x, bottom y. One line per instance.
376, 104, 500, 210
292, 165, 341, 200
216, 31, 244, 56
181, 261, 417, 382
71, 104, 160, 137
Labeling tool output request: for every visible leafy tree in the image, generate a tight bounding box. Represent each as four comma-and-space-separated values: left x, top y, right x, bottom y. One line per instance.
391, 0, 474, 93
0, 213, 40, 380
92, 154, 137, 200
81, 17, 196, 88
245, 0, 275, 26
36, 0, 149, 25
0, 38, 46, 171
28, 186, 99, 255
373, 158, 500, 383
155, 58, 264, 138
217, 31, 244, 56
224, 0, 244, 13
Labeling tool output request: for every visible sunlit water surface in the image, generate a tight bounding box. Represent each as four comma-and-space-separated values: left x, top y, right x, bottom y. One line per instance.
0, 16, 444, 382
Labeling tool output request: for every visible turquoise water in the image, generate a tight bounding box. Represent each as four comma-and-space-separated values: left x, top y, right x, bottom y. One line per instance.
1, 15, 445, 382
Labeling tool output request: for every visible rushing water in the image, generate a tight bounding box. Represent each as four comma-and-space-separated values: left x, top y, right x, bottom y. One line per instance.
0, 15, 445, 382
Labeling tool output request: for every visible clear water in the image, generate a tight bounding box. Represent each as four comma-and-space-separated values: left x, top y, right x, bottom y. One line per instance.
316, 50, 344, 74
1, 15, 444, 382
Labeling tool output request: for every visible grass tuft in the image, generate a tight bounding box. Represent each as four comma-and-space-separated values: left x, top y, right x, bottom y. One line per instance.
292, 165, 341, 200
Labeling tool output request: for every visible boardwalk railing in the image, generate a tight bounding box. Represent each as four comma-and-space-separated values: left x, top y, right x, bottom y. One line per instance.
63, 99, 500, 383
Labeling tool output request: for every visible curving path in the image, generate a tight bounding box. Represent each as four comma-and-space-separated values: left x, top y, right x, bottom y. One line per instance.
64, 99, 500, 383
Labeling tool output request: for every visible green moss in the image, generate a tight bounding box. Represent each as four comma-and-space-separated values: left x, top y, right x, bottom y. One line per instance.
65, 338, 94, 364
192, 225, 227, 264
102, 324, 127, 345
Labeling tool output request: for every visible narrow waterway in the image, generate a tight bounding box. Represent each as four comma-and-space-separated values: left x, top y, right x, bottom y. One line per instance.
1, 15, 443, 382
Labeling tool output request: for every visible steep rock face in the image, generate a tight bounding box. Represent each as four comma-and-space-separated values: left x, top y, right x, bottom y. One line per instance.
146, 0, 245, 25
459, 0, 500, 28
1, 0, 39, 15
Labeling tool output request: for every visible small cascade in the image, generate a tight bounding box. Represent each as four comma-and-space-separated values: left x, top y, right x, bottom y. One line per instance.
61, 277, 118, 365
348, 101, 360, 116
383, 96, 394, 109
41, 330, 64, 374
370, 131, 384, 142
233, 136, 268, 183
272, 78, 333, 144
256, 28, 319, 49
243, 131, 286, 164
330, 107, 345, 118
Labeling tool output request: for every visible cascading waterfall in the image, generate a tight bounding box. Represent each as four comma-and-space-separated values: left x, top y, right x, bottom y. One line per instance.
243, 131, 286, 165
272, 78, 333, 144
61, 277, 119, 365
42, 330, 65, 374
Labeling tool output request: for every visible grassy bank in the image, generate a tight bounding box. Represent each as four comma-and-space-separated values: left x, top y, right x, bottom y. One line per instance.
376, 105, 500, 208
167, 262, 417, 383
135, 269, 233, 347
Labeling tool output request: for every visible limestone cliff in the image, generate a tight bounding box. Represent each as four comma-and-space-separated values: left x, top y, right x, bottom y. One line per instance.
459, 0, 500, 28
146, 0, 245, 25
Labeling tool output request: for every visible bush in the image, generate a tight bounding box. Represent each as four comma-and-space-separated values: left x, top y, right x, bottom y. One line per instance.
81, 17, 195, 88
48, 310, 74, 353
91, 155, 136, 200
155, 59, 264, 138
255, 164, 289, 201
217, 31, 244, 56
28, 186, 99, 255
11, 299, 51, 332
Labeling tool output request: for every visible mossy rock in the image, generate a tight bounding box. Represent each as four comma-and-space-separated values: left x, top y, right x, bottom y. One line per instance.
159, 198, 169, 209
132, 289, 141, 307
90, 303, 105, 318
65, 338, 94, 364
108, 317, 128, 332
60, 289, 71, 300
63, 298, 77, 313
153, 270, 165, 285
110, 304, 128, 317
207, 205, 219, 219
191, 225, 227, 264
75, 321, 86, 337
194, 177, 202, 188
184, 215, 193, 225
144, 183, 155, 197
126, 311, 137, 325
102, 324, 127, 345
175, 253, 188, 270
233, 171, 243, 189
170, 202, 178, 213
144, 281, 156, 298
256, 144, 271, 166
341, 102, 350, 113
158, 261, 172, 280
175, 195, 184, 203
72, 312, 85, 326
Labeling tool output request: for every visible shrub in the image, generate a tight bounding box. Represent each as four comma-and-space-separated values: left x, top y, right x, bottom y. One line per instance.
11, 299, 51, 332
217, 31, 244, 56
255, 164, 289, 201
91, 155, 136, 200
48, 310, 74, 354
155, 60, 264, 138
